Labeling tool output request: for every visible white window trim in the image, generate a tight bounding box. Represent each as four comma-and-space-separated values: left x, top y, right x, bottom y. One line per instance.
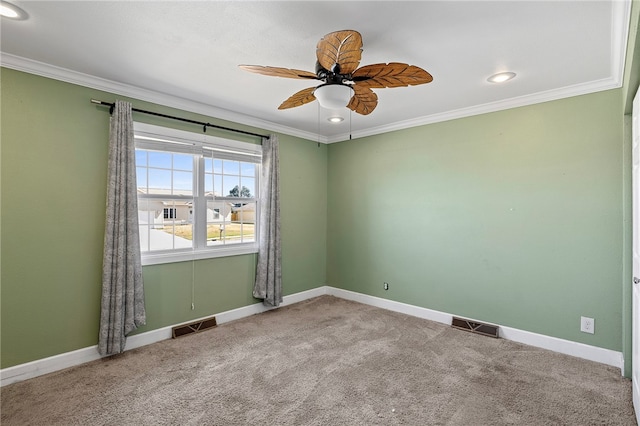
140, 245, 259, 266
134, 122, 261, 266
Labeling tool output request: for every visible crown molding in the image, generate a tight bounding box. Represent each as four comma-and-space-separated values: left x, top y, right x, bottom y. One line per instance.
0, 52, 326, 144
326, 0, 632, 143
326, 76, 623, 143
0, 0, 630, 146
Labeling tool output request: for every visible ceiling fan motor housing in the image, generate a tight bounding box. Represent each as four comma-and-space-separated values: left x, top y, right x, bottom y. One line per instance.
315, 61, 351, 85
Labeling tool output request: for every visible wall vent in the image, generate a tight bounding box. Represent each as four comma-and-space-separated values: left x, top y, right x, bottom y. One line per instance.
172, 316, 217, 338
451, 316, 499, 338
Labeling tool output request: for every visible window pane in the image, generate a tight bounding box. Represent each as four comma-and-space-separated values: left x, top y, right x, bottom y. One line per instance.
240, 222, 256, 243
136, 167, 147, 190
135, 150, 147, 166
235, 202, 256, 243
240, 177, 255, 197
223, 160, 239, 175
205, 172, 214, 194
148, 169, 171, 194
138, 199, 193, 251
204, 158, 213, 173
205, 200, 255, 246
206, 221, 255, 246
206, 200, 228, 223
223, 176, 240, 196
206, 200, 229, 246
138, 199, 151, 252
241, 162, 255, 177
213, 159, 223, 174
148, 151, 171, 168
173, 154, 192, 171
212, 160, 258, 198
173, 171, 192, 195
213, 174, 222, 196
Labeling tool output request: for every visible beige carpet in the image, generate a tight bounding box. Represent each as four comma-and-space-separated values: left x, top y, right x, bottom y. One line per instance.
1, 296, 635, 425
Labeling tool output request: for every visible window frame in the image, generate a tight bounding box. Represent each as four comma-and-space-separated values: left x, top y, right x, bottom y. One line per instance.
134, 122, 262, 266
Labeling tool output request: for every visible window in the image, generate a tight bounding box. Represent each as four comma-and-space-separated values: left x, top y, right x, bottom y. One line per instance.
134, 122, 261, 265
163, 208, 177, 219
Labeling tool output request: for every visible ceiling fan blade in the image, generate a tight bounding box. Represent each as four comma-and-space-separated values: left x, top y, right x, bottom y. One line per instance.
278, 87, 317, 110
316, 30, 363, 74
239, 65, 318, 80
352, 63, 433, 88
347, 85, 378, 115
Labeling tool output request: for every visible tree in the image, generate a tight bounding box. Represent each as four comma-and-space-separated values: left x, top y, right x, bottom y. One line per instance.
228, 185, 252, 198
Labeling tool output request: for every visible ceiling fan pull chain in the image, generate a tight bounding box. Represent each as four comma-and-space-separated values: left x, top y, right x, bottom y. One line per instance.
349, 109, 352, 140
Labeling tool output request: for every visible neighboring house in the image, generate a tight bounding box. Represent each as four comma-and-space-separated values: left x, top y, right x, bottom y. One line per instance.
137, 189, 191, 228
231, 203, 256, 222
207, 200, 234, 223
205, 191, 234, 223
138, 189, 234, 228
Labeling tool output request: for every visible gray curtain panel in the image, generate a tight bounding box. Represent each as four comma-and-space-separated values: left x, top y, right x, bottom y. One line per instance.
253, 135, 282, 307
98, 100, 146, 356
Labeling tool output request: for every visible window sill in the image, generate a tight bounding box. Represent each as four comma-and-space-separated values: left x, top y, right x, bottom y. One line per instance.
141, 244, 258, 266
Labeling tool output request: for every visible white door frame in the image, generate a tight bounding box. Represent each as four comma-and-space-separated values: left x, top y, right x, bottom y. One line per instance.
632, 86, 640, 423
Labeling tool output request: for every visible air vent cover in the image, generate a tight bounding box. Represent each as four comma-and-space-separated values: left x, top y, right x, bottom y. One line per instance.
451, 317, 499, 338
172, 316, 217, 338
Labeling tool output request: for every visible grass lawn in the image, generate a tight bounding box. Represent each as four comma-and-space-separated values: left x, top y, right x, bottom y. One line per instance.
162, 223, 255, 241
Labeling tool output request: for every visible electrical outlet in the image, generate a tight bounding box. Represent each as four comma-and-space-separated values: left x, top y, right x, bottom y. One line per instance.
580, 316, 595, 334
384, 282, 389, 291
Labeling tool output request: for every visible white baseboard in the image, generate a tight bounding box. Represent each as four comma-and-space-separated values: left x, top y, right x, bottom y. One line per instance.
1, 285, 623, 386
0, 346, 104, 388
326, 286, 623, 371
0, 287, 326, 387
498, 324, 622, 369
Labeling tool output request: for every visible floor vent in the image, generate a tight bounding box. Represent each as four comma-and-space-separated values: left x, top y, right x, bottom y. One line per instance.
172, 316, 217, 338
451, 317, 499, 338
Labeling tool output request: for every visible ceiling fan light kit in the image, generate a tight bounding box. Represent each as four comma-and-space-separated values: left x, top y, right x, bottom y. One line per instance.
239, 30, 433, 116
314, 84, 353, 109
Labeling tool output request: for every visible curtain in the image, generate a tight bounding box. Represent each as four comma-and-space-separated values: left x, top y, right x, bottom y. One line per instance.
98, 100, 146, 356
253, 134, 282, 307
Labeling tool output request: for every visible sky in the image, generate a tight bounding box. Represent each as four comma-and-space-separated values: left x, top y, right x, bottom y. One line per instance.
136, 150, 256, 198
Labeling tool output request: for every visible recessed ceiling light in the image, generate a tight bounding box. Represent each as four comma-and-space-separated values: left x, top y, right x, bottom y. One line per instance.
327, 116, 344, 123
487, 72, 516, 83
0, 1, 28, 20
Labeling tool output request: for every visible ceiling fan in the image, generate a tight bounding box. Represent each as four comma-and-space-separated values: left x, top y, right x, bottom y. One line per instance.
239, 30, 433, 115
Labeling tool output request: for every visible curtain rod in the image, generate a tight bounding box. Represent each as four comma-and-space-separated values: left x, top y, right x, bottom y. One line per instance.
90, 99, 269, 139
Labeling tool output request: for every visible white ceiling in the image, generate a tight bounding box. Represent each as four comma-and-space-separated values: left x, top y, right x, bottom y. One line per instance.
0, 1, 632, 143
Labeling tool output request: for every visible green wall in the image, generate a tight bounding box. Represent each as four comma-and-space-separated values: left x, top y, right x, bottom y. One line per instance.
327, 89, 624, 352
0, 68, 327, 368
622, 0, 640, 378
0, 43, 634, 372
